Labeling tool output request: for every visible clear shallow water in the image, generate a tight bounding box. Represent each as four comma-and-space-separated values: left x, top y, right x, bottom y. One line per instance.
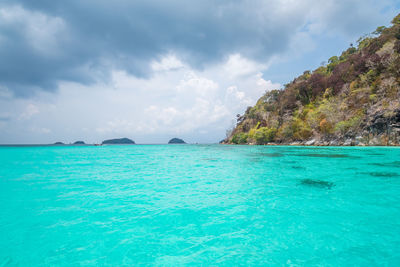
0, 145, 400, 266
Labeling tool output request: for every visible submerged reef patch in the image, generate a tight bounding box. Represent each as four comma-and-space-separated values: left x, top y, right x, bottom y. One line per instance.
360, 172, 400, 177
369, 161, 400, 168
298, 153, 350, 158
299, 179, 335, 189
253, 152, 285, 157
296, 153, 357, 158
201, 158, 219, 162
292, 166, 306, 170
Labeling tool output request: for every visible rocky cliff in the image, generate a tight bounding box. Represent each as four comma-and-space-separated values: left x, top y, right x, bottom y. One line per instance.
224, 14, 400, 146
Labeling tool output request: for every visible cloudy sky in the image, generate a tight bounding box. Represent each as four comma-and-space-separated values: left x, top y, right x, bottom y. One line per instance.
0, 0, 399, 144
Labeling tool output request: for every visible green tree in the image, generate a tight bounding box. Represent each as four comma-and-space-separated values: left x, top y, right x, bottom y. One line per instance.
373, 26, 386, 35
392, 13, 400, 25
231, 133, 248, 144
327, 56, 339, 72
253, 127, 277, 144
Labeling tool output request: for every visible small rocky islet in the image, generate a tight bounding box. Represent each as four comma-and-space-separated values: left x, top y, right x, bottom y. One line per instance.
53, 142, 64, 145
102, 138, 135, 145
73, 141, 85, 145
168, 138, 186, 144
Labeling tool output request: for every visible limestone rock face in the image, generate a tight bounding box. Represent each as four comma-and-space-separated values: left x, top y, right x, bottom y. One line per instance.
343, 139, 353, 146
329, 140, 339, 146
305, 139, 315, 146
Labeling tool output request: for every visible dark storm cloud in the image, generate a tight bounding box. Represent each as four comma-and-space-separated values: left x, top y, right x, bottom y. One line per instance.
0, 0, 397, 96
0, 0, 304, 96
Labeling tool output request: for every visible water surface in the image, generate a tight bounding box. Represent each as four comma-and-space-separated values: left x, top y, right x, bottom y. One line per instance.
0, 145, 399, 266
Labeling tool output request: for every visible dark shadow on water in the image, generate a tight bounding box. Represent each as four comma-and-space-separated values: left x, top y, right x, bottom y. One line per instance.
345, 167, 360, 170
248, 153, 286, 163
299, 179, 335, 189
369, 161, 400, 168
359, 172, 400, 178
201, 158, 219, 162
252, 152, 285, 157
292, 166, 306, 170
297, 153, 353, 158
0, 257, 13, 266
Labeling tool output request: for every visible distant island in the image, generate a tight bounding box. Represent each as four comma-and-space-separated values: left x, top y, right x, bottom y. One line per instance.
102, 138, 135, 145
54, 142, 64, 145
73, 141, 85, 145
168, 138, 186, 144
223, 14, 400, 146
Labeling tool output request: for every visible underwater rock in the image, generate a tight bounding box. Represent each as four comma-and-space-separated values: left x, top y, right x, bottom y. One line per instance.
264, 153, 284, 157
300, 179, 334, 189
360, 172, 400, 177
369, 161, 400, 168
292, 166, 306, 169
253, 152, 284, 157
298, 153, 350, 158
0, 257, 12, 267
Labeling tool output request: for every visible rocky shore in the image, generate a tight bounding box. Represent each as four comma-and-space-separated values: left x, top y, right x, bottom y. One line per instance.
256, 135, 400, 146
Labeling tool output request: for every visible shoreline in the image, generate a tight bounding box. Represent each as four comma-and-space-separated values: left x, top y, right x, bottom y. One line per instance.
223, 143, 400, 147
1, 143, 399, 147
222, 135, 400, 147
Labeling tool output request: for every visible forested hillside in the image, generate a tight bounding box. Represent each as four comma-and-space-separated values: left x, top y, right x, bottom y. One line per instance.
224, 14, 400, 146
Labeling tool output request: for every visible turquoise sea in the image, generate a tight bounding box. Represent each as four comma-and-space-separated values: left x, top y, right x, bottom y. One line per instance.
0, 145, 400, 266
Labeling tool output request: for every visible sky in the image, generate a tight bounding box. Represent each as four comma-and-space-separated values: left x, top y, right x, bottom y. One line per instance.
0, 0, 399, 144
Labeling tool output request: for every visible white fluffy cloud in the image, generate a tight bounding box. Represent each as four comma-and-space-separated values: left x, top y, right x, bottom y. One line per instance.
0, 54, 279, 143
